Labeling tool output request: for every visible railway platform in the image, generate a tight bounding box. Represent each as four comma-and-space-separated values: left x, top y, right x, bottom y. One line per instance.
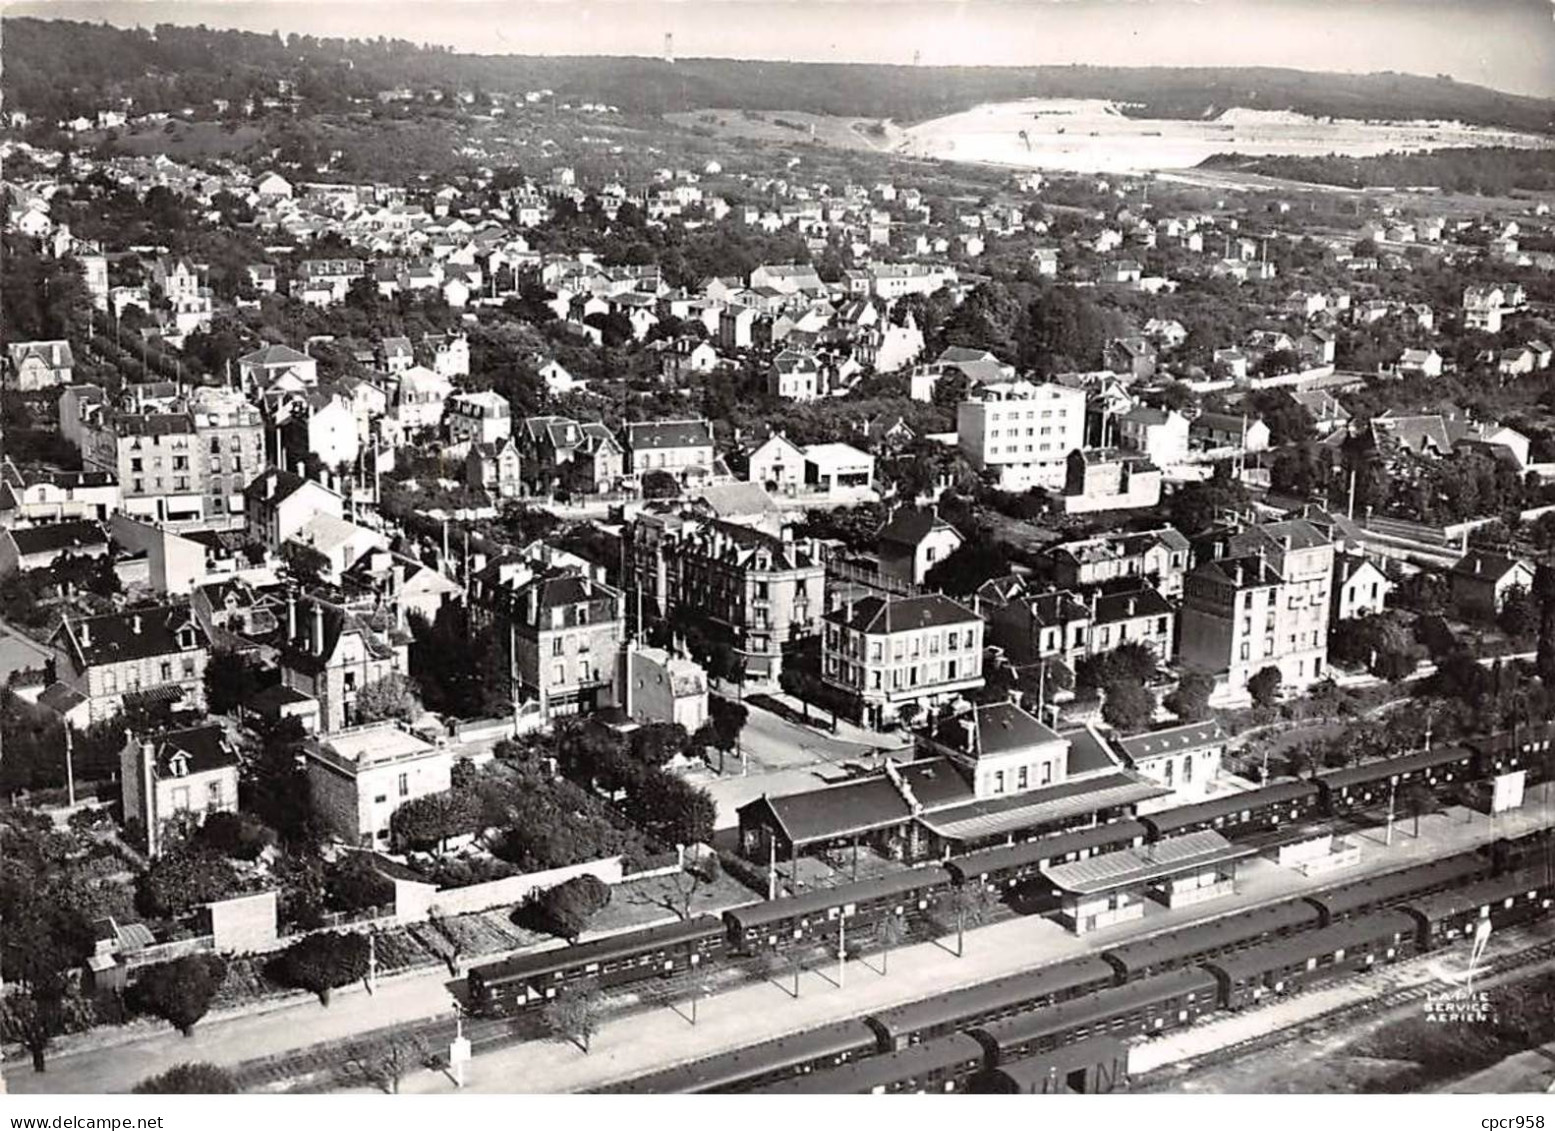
393, 784, 1555, 1094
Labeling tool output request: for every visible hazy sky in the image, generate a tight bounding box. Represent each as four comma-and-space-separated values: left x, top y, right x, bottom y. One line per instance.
11, 0, 1555, 98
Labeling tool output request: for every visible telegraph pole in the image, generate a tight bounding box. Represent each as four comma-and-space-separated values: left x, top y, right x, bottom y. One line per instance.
64, 725, 76, 808
837, 915, 846, 990
1385, 776, 1398, 847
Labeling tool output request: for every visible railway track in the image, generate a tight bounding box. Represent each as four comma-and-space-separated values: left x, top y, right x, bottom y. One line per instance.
1141, 931, 1555, 1080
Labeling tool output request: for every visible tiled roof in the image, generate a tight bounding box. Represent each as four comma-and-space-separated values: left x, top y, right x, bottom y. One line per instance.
625, 419, 713, 450
826, 593, 979, 634
8, 520, 109, 557
876, 506, 958, 549
1115, 720, 1226, 762
59, 604, 204, 667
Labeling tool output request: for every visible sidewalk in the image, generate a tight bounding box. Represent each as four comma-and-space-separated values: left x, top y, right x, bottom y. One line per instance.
4, 960, 461, 1095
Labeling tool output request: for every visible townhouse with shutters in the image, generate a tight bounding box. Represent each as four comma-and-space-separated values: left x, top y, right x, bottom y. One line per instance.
74, 385, 265, 526
823, 593, 985, 729
1179, 519, 1336, 699
470, 567, 627, 722
52, 604, 212, 723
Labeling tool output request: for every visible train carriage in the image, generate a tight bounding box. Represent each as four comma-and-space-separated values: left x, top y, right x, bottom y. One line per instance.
1205, 909, 1417, 1010
1315, 745, 1477, 813
866, 955, 1119, 1052
1403, 866, 1555, 950
752, 1033, 986, 1094
945, 821, 1148, 892
1100, 899, 1322, 982
1302, 854, 1487, 927
1468, 723, 1555, 784
1138, 780, 1320, 841
466, 915, 726, 1015
599, 1019, 881, 1094
971, 967, 1219, 1064
969, 1036, 1130, 1094
722, 867, 953, 955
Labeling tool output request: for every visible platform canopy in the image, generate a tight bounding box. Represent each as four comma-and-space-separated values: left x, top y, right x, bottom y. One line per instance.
1041, 830, 1255, 896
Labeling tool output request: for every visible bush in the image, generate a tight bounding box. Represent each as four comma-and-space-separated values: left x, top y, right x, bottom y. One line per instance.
523, 875, 611, 941
131, 955, 227, 1036
133, 1063, 237, 1094
135, 846, 243, 920
275, 931, 370, 1005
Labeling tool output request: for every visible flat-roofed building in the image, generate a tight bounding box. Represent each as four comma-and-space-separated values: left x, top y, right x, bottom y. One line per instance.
303, 722, 452, 847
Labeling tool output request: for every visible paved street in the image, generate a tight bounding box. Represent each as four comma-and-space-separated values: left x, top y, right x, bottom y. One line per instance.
689, 693, 908, 829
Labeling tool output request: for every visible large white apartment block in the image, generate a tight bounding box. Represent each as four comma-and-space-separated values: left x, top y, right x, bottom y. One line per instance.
956, 380, 1087, 491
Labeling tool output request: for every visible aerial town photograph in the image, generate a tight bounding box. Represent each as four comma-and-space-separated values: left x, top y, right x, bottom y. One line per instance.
2, 0, 1555, 1110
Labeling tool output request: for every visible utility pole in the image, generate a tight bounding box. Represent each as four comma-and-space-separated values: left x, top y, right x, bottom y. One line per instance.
1385, 776, 1398, 847
837, 914, 846, 990
768, 836, 777, 900
367, 930, 378, 993
64, 724, 76, 808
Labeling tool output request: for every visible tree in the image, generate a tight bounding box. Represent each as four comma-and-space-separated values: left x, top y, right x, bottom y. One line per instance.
353, 673, 423, 724
641, 469, 679, 499
1163, 671, 1215, 722
876, 911, 907, 976
923, 538, 1009, 596
527, 875, 611, 941
947, 884, 992, 958
542, 979, 604, 1054
703, 695, 748, 774
1101, 680, 1156, 734
1248, 666, 1284, 710
0, 980, 93, 1072
132, 954, 227, 1036
626, 770, 717, 846
1400, 780, 1440, 838
389, 790, 482, 853
666, 852, 721, 921
194, 810, 278, 861
896, 702, 922, 731
135, 845, 243, 919
203, 650, 261, 717
133, 1063, 237, 1093
1498, 585, 1539, 640
325, 853, 396, 913
352, 1035, 428, 1094
276, 930, 370, 1005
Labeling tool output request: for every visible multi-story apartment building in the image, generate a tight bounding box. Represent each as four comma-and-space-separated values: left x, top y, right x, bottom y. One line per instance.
957, 379, 1086, 491
53, 604, 210, 723
500, 568, 625, 721
823, 593, 984, 729
628, 513, 824, 684
303, 722, 452, 848
1179, 519, 1335, 698
278, 596, 411, 734
78, 387, 264, 526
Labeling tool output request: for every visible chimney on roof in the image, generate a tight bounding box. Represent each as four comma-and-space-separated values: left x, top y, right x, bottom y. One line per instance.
131, 614, 142, 635
78, 621, 90, 647
266, 473, 276, 499
960, 715, 977, 754
528, 583, 540, 626
311, 602, 325, 656
1128, 596, 1137, 616
1474, 557, 1482, 575
287, 593, 297, 641
1236, 562, 1245, 587
1089, 590, 1098, 618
